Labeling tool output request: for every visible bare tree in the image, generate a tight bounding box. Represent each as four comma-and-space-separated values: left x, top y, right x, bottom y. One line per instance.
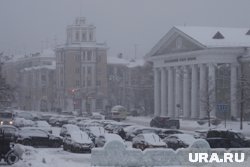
200, 77, 217, 127
0, 52, 14, 109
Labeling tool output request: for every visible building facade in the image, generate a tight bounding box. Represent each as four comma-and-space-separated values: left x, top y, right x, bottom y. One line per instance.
146, 26, 250, 119
56, 17, 108, 113
2, 50, 56, 111
107, 55, 153, 115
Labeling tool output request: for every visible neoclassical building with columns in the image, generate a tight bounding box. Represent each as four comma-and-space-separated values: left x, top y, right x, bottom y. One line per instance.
146, 26, 250, 119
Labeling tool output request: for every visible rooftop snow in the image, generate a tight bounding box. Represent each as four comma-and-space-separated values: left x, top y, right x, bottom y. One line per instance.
175, 26, 250, 47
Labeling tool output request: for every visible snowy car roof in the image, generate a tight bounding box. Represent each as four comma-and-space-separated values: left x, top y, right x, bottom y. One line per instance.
68, 131, 92, 144
102, 133, 123, 142
63, 124, 80, 131
168, 134, 196, 146
35, 121, 51, 127
140, 133, 165, 146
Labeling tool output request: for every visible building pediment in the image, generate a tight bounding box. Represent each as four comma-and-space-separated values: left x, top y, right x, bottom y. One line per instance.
147, 27, 205, 57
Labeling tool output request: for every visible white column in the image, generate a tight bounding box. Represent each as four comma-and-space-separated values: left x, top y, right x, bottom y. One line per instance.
154, 68, 161, 116
208, 64, 216, 117
175, 67, 182, 118
230, 64, 238, 118
183, 66, 191, 118
191, 64, 199, 118
199, 64, 207, 118
168, 67, 174, 118
161, 68, 167, 116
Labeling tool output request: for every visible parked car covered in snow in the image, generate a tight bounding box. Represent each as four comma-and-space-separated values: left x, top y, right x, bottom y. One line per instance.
84, 126, 106, 142
95, 133, 124, 147
163, 134, 196, 150
157, 129, 183, 139
16, 127, 62, 147
132, 133, 166, 150
60, 124, 81, 137
34, 121, 52, 134
15, 111, 39, 121
63, 131, 94, 153
0, 125, 18, 142
126, 127, 160, 141
14, 118, 35, 128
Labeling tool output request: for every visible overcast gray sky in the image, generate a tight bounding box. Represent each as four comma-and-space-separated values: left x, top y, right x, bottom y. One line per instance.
1, 0, 250, 59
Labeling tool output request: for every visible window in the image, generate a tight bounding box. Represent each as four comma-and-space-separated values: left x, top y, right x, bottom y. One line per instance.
75, 55, 80, 61
76, 31, 79, 41
87, 80, 91, 86
97, 55, 101, 62
96, 99, 103, 109
41, 74, 46, 82
96, 80, 101, 86
213, 31, 224, 39
82, 32, 86, 41
87, 67, 92, 75
82, 51, 86, 61
61, 53, 64, 62
89, 32, 93, 41
75, 68, 80, 74
87, 51, 92, 61
76, 80, 80, 87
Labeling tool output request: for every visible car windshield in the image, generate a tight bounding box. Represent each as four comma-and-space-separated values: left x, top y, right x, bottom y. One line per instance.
0, 112, 13, 119
236, 132, 245, 139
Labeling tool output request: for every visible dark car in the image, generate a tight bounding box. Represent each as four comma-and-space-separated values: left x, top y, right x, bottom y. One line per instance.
0, 125, 18, 142
197, 117, 221, 126
205, 130, 250, 148
132, 133, 167, 150
63, 131, 94, 153
16, 127, 62, 147
150, 116, 180, 129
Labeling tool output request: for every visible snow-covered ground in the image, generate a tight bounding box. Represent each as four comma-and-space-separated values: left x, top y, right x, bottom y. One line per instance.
4, 146, 91, 167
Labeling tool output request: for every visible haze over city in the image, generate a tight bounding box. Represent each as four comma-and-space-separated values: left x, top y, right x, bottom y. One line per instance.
1, 0, 250, 58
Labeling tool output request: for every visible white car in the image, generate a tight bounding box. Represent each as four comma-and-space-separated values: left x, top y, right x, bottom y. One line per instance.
85, 126, 105, 138
95, 133, 124, 147
60, 124, 81, 137
132, 133, 167, 150
163, 134, 197, 150
34, 121, 52, 133
63, 131, 94, 153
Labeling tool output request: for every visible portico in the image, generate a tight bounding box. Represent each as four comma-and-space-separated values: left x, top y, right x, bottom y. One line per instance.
147, 26, 250, 119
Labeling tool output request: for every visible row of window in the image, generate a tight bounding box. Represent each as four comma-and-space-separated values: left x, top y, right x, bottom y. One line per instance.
58, 51, 100, 62
58, 79, 101, 87
74, 31, 94, 42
